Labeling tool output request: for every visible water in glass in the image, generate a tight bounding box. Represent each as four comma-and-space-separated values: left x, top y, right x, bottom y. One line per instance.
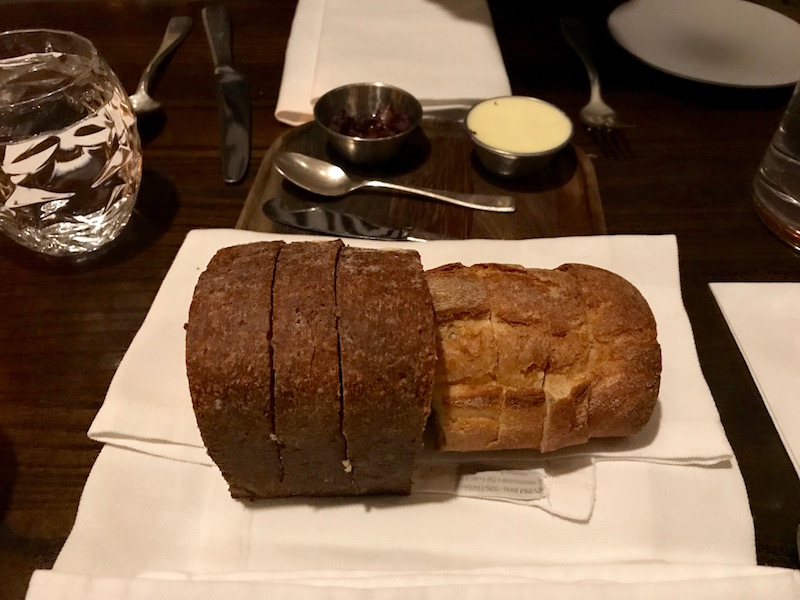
753, 82, 800, 252
0, 35, 142, 257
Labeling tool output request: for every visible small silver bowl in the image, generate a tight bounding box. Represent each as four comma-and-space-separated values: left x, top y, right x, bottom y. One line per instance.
313, 82, 423, 165
465, 96, 573, 178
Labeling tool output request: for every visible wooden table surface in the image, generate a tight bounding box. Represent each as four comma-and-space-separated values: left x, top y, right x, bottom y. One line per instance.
1, 1, 799, 598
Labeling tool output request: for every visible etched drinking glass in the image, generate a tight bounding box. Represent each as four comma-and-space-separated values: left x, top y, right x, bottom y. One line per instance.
0, 29, 142, 257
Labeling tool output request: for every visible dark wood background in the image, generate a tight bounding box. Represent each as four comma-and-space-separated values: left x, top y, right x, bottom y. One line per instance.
1, 2, 799, 599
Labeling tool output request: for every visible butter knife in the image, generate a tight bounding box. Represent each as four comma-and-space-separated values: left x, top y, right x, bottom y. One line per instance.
202, 3, 250, 184
262, 197, 443, 242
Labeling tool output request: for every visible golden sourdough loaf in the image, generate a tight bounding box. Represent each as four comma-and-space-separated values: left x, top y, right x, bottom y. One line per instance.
426, 262, 661, 453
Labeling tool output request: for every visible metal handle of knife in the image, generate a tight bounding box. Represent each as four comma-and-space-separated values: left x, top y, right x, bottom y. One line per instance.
202, 4, 232, 69
202, 2, 250, 184
262, 197, 450, 241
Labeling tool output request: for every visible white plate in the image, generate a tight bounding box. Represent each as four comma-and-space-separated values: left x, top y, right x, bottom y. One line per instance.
608, 0, 800, 88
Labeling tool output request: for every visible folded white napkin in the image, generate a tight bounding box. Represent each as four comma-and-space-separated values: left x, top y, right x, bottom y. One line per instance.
275, 0, 512, 125
88, 229, 735, 468
710, 282, 800, 478
25, 232, 765, 599
29, 563, 800, 600
46, 444, 754, 580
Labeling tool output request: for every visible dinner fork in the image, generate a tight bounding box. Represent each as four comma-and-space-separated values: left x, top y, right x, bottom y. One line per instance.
560, 16, 633, 156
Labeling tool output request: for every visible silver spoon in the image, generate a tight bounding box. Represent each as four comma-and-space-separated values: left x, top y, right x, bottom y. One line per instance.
274, 152, 516, 213
129, 16, 193, 114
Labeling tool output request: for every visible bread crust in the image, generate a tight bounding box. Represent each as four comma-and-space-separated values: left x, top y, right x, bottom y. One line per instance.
186, 241, 284, 499
337, 247, 436, 494
557, 263, 661, 438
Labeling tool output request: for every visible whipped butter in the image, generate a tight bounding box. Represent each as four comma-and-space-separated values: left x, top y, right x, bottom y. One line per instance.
466, 96, 572, 154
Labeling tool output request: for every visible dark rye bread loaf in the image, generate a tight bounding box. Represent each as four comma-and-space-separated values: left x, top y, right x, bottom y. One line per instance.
186, 241, 436, 499
271, 240, 354, 496
185, 241, 284, 499
336, 246, 436, 494
427, 262, 660, 453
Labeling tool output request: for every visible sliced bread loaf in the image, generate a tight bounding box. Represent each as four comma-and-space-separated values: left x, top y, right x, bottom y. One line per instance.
186, 241, 284, 499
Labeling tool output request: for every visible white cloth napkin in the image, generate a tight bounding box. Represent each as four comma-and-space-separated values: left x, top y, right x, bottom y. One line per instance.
710, 282, 800, 478
45, 444, 754, 579
275, 0, 512, 125
29, 564, 800, 600
88, 229, 735, 468
26, 232, 762, 598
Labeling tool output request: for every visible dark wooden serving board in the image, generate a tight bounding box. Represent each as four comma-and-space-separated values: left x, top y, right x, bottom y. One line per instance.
237, 117, 606, 239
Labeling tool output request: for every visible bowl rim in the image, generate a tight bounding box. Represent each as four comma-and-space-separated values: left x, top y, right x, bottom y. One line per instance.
464, 95, 574, 158
313, 81, 423, 142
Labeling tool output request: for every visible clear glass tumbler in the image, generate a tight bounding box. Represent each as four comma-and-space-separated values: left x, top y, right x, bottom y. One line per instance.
753, 81, 800, 252
0, 29, 142, 257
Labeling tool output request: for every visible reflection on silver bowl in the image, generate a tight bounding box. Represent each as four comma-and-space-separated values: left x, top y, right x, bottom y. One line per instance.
313, 82, 423, 165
